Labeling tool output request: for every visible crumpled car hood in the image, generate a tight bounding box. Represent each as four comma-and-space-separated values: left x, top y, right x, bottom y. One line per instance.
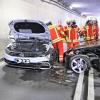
9, 20, 51, 40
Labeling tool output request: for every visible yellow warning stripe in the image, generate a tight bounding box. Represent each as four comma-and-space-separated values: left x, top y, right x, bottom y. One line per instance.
52, 38, 62, 44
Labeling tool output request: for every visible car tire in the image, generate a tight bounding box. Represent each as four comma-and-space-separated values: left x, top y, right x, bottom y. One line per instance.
69, 55, 91, 74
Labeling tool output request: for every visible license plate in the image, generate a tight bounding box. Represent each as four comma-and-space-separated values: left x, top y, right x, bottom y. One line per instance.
14, 58, 30, 63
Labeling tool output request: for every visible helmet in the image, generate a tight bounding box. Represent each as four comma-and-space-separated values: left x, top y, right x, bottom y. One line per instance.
86, 20, 91, 25
93, 19, 98, 24
71, 20, 76, 25
46, 21, 52, 26
67, 21, 71, 25
72, 21, 76, 25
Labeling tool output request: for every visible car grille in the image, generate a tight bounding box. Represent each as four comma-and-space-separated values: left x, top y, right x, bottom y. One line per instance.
6, 48, 45, 57
6, 40, 48, 57
14, 40, 47, 52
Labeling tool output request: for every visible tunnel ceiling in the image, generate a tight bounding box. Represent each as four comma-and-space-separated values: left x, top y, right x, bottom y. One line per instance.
57, 0, 100, 16
23, 0, 100, 17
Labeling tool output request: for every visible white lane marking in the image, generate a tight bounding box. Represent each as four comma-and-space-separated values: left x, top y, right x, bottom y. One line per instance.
0, 61, 6, 67
73, 72, 84, 100
0, 62, 6, 78
87, 68, 94, 100
0, 57, 3, 61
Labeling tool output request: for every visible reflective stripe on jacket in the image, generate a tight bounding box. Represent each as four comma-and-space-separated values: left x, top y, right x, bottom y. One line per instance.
48, 25, 62, 44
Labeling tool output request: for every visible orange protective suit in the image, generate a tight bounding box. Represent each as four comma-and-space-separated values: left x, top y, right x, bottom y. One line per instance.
48, 24, 64, 63
57, 25, 66, 42
66, 25, 79, 49
85, 23, 94, 40
93, 22, 99, 40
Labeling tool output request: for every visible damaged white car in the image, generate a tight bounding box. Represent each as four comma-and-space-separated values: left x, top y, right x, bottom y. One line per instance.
4, 20, 57, 69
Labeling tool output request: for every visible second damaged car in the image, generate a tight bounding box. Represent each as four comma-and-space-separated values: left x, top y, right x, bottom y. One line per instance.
4, 20, 57, 69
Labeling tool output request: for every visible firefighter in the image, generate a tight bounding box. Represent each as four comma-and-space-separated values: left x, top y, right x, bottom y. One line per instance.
64, 21, 72, 49
56, 21, 68, 52
71, 20, 80, 46
66, 20, 80, 49
80, 25, 86, 37
85, 20, 94, 41
93, 19, 99, 40
63, 21, 70, 41
46, 22, 64, 63
56, 22, 66, 43
63, 24, 67, 36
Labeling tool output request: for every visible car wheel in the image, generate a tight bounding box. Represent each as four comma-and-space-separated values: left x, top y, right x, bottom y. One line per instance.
69, 55, 90, 74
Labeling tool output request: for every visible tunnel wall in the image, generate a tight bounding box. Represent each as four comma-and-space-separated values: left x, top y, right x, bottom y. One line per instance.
0, 0, 85, 39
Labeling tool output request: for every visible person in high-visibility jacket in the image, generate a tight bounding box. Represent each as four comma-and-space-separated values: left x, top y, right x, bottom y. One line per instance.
85, 20, 94, 40
80, 26, 87, 37
93, 20, 99, 40
47, 22, 64, 63
63, 21, 70, 41
63, 25, 67, 35
56, 24, 66, 43
56, 22, 68, 52
66, 21, 80, 49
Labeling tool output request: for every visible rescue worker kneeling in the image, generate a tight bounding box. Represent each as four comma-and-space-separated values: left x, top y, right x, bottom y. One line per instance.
46, 22, 64, 63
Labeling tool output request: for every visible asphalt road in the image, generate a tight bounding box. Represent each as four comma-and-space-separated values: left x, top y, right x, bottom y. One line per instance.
0, 39, 100, 100
0, 61, 78, 100
0, 61, 100, 100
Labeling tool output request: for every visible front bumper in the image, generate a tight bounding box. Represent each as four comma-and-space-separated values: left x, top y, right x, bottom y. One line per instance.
4, 53, 51, 69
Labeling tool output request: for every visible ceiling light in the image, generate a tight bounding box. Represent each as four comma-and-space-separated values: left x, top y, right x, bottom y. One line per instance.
69, 6, 73, 9
81, 12, 92, 16
70, 2, 87, 8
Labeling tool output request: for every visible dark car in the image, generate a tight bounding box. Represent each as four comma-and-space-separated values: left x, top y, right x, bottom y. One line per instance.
64, 40, 100, 73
